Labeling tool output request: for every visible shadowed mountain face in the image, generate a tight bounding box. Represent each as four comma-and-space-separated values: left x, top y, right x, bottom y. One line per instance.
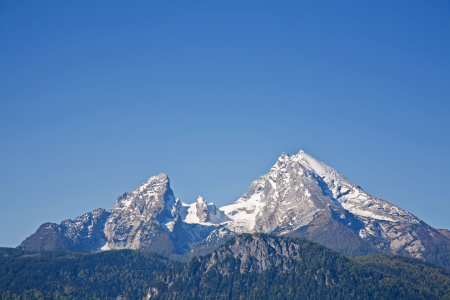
18, 151, 450, 268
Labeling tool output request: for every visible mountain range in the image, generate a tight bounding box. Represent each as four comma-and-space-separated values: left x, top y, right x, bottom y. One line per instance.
18, 150, 450, 268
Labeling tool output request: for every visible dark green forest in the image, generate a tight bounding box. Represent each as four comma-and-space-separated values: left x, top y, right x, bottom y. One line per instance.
150, 235, 450, 300
2, 235, 450, 300
0, 247, 180, 300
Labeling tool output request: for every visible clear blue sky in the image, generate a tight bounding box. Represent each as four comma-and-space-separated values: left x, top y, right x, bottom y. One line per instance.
1, 0, 449, 247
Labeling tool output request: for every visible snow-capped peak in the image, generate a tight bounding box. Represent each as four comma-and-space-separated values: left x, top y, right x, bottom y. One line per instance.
221, 150, 420, 236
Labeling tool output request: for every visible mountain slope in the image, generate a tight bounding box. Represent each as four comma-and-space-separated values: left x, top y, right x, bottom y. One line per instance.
145, 234, 450, 300
101, 174, 176, 255
216, 151, 450, 267
18, 208, 110, 252
0, 247, 180, 300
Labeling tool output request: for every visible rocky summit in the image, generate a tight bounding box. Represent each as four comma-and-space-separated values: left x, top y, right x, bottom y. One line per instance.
19, 150, 450, 268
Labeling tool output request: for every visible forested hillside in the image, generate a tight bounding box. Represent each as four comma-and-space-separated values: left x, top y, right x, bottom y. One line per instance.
0, 248, 180, 300
2, 235, 450, 300
147, 234, 450, 300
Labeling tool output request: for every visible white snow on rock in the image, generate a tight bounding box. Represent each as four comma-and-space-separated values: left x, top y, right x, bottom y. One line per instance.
180, 196, 231, 225
221, 193, 264, 233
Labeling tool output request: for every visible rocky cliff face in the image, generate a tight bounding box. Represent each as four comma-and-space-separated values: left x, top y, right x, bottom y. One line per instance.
145, 234, 327, 299
195, 196, 209, 222
101, 174, 177, 256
